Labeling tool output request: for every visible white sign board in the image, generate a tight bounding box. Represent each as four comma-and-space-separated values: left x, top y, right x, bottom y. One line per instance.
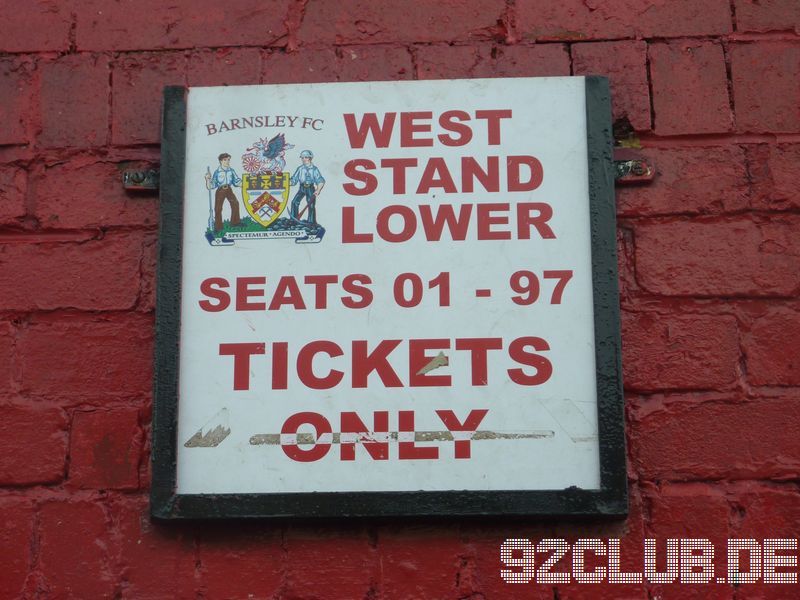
151, 77, 625, 518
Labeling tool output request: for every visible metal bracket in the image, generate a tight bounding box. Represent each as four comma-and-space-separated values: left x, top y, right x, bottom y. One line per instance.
613, 149, 654, 185
123, 169, 160, 191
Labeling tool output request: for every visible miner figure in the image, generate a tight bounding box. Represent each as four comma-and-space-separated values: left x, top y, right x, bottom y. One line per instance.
289, 150, 325, 225
205, 153, 242, 233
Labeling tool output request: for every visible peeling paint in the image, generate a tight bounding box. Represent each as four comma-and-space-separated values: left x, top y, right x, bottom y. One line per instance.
184, 408, 231, 448
416, 351, 449, 376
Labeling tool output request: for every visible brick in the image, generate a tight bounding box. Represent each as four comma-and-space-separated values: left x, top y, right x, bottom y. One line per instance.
572, 41, 650, 131
648, 483, 731, 539
646, 484, 733, 599
139, 235, 158, 312
729, 495, 800, 598
731, 42, 800, 133
378, 526, 463, 598
517, 0, 731, 41
0, 58, 34, 145
747, 144, 800, 210
284, 527, 376, 599
18, 314, 153, 399
478, 44, 571, 77
0, 166, 26, 224
416, 46, 483, 80
39, 501, 115, 598
617, 228, 637, 303
622, 311, 739, 392
744, 307, 800, 386
616, 146, 749, 217
76, 0, 289, 51
735, 0, 800, 33
263, 48, 338, 84
635, 217, 800, 296
0, 406, 67, 485
734, 485, 800, 538
736, 581, 799, 598
33, 160, 158, 229
39, 55, 109, 149
114, 496, 195, 599
198, 525, 282, 598
631, 396, 800, 480
0, 323, 13, 394
0, 500, 34, 598
112, 53, 186, 145
417, 44, 570, 80
0, 1, 71, 52
69, 409, 141, 490
338, 46, 413, 82
188, 48, 263, 87
298, 0, 505, 45
650, 41, 733, 135
0, 234, 143, 311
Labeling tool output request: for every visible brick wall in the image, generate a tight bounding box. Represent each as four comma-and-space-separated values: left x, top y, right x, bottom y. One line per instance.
1, 0, 799, 597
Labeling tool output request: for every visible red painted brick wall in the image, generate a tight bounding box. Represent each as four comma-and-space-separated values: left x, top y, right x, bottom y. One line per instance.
1, 1, 799, 598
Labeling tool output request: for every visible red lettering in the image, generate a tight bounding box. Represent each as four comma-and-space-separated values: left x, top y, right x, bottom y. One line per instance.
304, 274, 338, 309
416, 157, 457, 194
477, 203, 511, 240
462, 156, 500, 193
507, 155, 544, 192
199, 277, 230, 312
455, 338, 503, 385
400, 111, 434, 147
436, 409, 489, 458
517, 202, 556, 239
343, 112, 396, 148
352, 340, 403, 388
543, 270, 573, 303
296, 341, 344, 390
236, 276, 266, 311
381, 157, 418, 194
507, 336, 552, 385
219, 342, 265, 391
475, 109, 512, 145
281, 412, 332, 462
268, 276, 307, 310
398, 411, 439, 459
376, 205, 417, 243
343, 159, 377, 195
341, 274, 373, 308
272, 341, 288, 390
437, 110, 473, 146
340, 411, 389, 460
418, 204, 472, 241
341, 206, 373, 243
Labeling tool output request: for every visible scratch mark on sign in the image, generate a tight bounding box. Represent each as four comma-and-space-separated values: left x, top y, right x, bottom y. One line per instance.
416, 351, 449, 375
540, 398, 596, 443
249, 429, 554, 445
184, 408, 231, 448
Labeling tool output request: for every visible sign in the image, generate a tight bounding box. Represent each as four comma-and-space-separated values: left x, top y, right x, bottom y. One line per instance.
151, 77, 626, 519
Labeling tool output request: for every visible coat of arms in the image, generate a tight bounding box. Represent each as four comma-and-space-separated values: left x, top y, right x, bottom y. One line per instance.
203, 134, 326, 246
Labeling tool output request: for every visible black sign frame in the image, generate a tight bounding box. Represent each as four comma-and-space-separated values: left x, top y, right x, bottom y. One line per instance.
150, 78, 627, 520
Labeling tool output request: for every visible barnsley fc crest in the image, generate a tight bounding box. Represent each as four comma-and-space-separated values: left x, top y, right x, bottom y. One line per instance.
203, 134, 326, 247
242, 173, 290, 227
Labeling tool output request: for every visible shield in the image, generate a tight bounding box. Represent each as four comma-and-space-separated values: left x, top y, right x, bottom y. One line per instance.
242, 173, 290, 227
